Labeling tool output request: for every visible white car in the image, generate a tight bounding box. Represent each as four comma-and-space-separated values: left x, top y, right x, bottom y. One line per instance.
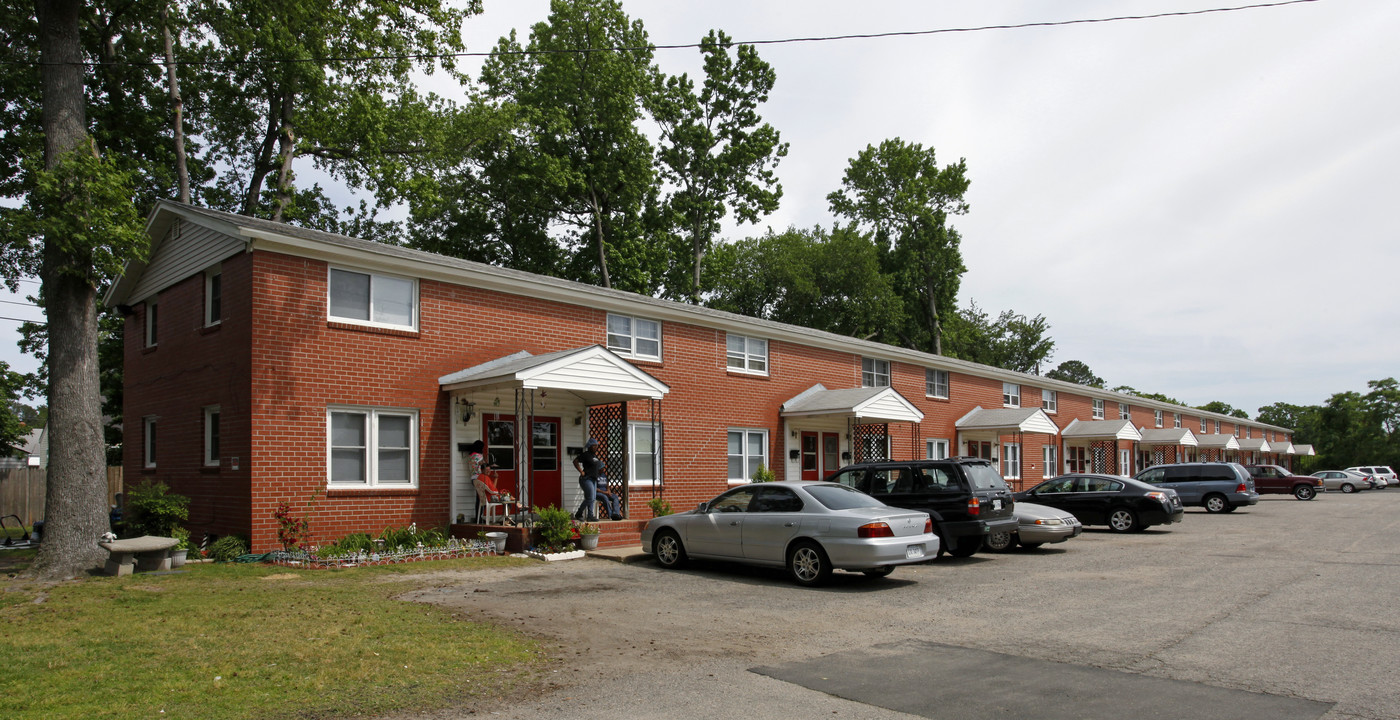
1346, 466, 1396, 488
642, 481, 938, 586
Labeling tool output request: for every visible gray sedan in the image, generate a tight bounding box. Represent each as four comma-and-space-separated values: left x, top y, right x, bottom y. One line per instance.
984, 501, 1083, 552
1311, 470, 1371, 493
641, 481, 938, 586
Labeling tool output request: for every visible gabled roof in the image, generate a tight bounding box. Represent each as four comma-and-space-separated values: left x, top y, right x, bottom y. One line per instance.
1292, 443, 1316, 456
780, 384, 923, 423
1138, 428, 1199, 447
439, 345, 668, 404
1236, 438, 1271, 453
1267, 440, 1294, 454
1195, 433, 1241, 450
1061, 419, 1142, 441
955, 407, 1060, 435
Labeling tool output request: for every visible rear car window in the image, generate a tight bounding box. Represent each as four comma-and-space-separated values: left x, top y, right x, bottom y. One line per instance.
963, 463, 1008, 491
806, 484, 886, 510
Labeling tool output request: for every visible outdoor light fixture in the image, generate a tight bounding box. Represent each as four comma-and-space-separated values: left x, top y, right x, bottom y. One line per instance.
456, 397, 475, 424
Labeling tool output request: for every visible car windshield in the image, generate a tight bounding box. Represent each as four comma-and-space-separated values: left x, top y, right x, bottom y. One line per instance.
804, 484, 884, 510
964, 463, 1009, 491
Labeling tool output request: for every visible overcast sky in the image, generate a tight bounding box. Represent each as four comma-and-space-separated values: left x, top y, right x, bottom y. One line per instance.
4, 0, 1395, 418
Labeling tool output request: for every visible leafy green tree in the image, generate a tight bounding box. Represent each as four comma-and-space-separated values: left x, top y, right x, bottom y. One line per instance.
649, 30, 787, 302
1110, 386, 1183, 407
0, 362, 28, 455
1046, 360, 1104, 388
1196, 401, 1249, 419
942, 301, 1054, 374
828, 139, 969, 354
1256, 401, 1313, 432
477, 0, 659, 292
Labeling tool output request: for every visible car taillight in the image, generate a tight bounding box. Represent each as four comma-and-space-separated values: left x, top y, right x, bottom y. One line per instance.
924, 518, 933, 533
967, 497, 980, 516
1147, 491, 1169, 503
1236, 483, 1248, 493
858, 522, 895, 538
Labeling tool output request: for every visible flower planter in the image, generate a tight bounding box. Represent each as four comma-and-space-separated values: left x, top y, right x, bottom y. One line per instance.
484, 532, 508, 553
170, 549, 188, 568
578, 534, 599, 551
525, 549, 585, 562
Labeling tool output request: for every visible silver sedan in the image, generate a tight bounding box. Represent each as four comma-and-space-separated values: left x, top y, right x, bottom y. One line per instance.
641, 481, 938, 586
1311, 470, 1372, 493
984, 501, 1083, 552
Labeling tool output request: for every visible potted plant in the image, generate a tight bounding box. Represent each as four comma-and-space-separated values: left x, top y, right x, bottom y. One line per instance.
170, 526, 192, 567
576, 522, 600, 550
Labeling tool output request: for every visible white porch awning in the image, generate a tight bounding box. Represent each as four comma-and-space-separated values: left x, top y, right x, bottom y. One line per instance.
1195, 433, 1241, 451
780, 384, 924, 423
438, 345, 669, 405
1292, 443, 1316, 456
1062, 419, 1142, 442
955, 407, 1060, 435
1237, 437, 1271, 453
1138, 428, 1199, 447
1267, 440, 1295, 455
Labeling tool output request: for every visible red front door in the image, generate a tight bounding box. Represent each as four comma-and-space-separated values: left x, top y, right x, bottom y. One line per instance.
482, 414, 562, 511
822, 433, 841, 476
800, 432, 819, 481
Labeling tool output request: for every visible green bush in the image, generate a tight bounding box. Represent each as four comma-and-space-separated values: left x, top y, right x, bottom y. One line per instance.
648, 496, 672, 517
207, 535, 248, 563
533, 505, 574, 552
124, 481, 190, 537
322, 532, 376, 556
376, 524, 448, 552
751, 465, 776, 483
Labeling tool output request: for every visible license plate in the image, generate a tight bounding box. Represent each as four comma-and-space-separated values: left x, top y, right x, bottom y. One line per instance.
992, 499, 1002, 510
906, 545, 925, 559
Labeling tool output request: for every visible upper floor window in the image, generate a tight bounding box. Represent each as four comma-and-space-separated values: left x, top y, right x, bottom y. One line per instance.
328, 406, 418, 488
1173, 413, 1181, 429
144, 301, 158, 347
1119, 402, 1130, 420
1201, 417, 1208, 433
862, 358, 890, 387
1041, 389, 1057, 413
143, 416, 157, 468
1215, 420, 1221, 434
1092, 399, 1104, 420
1003, 383, 1020, 408
925, 369, 949, 399
1154, 410, 1163, 428
607, 313, 661, 361
328, 268, 416, 330
205, 265, 222, 327
1233, 425, 1240, 438
725, 334, 767, 375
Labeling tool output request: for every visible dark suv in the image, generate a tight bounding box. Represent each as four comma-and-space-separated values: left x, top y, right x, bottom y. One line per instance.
1135, 462, 1260, 513
1244, 464, 1324, 501
825, 457, 1016, 558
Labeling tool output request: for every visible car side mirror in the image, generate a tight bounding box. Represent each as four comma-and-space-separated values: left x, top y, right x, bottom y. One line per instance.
695, 502, 709, 513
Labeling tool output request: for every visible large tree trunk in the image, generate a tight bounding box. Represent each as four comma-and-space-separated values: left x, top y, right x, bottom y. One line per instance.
588, 188, 611, 288
271, 92, 296, 222
162, 3, 189, 203
27, 0, 112, 580
927, 275, 942, 356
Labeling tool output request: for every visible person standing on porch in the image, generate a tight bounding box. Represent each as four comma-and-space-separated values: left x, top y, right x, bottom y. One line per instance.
573, 438, 605, 522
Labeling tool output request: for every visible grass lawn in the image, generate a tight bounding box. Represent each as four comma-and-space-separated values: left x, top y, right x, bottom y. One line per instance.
0, 554, 548, 719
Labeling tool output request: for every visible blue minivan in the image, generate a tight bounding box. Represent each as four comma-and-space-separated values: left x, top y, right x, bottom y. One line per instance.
1135, 462, 1260, 513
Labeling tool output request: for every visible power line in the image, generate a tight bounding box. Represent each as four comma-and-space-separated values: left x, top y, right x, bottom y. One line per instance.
0, 300, 39, 309
5, 0, 1322, 69
0, 315, 44, 325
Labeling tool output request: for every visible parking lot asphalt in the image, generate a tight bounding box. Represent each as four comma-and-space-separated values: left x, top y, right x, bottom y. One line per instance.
401, 490, 1400, 720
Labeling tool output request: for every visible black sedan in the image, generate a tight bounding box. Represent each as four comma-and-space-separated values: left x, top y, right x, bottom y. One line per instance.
1013, 474, 1184, 532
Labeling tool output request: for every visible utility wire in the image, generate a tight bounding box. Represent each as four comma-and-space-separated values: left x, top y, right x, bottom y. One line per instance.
5, 0, 1322, 69
0, 315, 43, 325
0, 300, 40, 308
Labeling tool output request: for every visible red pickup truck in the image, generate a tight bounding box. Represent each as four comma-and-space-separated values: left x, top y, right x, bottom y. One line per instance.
1244, 465, 1323, 500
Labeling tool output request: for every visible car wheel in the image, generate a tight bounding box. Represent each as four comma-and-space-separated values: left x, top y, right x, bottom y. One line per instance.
947, 537, 979, 558
1107, 507, 1139, 533
787, 541, 833, 586
652, 530, 688, 569
1293, 485, 1316, 501
1204, 494, 1229, 513
1018, 541, 1043, 550
983, 531, 1014, 553
1341, 483, 1356, 494
862, 566, 895, 578
1221, 504, 1238, 513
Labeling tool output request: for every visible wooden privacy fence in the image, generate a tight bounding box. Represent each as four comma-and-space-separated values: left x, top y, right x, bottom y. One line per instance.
0, 467, 124, 525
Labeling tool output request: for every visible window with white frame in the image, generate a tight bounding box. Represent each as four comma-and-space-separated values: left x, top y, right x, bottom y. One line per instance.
926, 438, 949, 460
1003, 383, 1020, 408
629, 423, 662, 485
862, 358, 890, 387
1215, 420, 1220, 434
203, 406, 220, 467
1154, 410, 1163, 428
1119, 402, 1130, 420
727, 429, 767, 483
1002, 443, 1021, 479
1042, 389, 1057, 413
725, 334, 767, 374
205, 265, 222, 327
1042, 445, 1057, 478
328, 407, 417, 487
145, 301, 158, 347
1119, 448, 1131, 475
925, 369, 949, 399
328, 268, 416, 329
1201, 417, 1208, 433
1233, 425, 1240, 438
607, 313, 661, 361
1174, 413, 1181, 429
143, 416, 157, 468
1092, 399, 1104, 420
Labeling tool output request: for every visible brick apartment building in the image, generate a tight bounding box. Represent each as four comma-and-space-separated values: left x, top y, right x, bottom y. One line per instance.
107, 202, 1303, 551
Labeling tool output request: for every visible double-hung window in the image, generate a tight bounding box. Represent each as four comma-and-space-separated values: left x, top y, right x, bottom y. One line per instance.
1174, 413, 1181, 429
1215, 420, 1221, 434
1002, 443, 1021, 479
145, 301, 158, 347
926, 369, 949, 399
205, 265, 222, 327
328, 268, 416, 330
862, 358, 890, 387
1119, 403, 1130, 420
1042, 445, 1057, 478
143, 416, 157, 468
1092, 399, 1105, 420
328, 407, 418, 487
1201, 417, 1208, 433
1042, 389, 1057, 413
725, 334, 767, 375
1003, 383, 1020, 408
926, 439, 949, 460
203, 406, 220, 467
607, 313, 661, 361
1154, 410, 1163, 428
630, 423, 662, 486
728, 429, 767, 483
